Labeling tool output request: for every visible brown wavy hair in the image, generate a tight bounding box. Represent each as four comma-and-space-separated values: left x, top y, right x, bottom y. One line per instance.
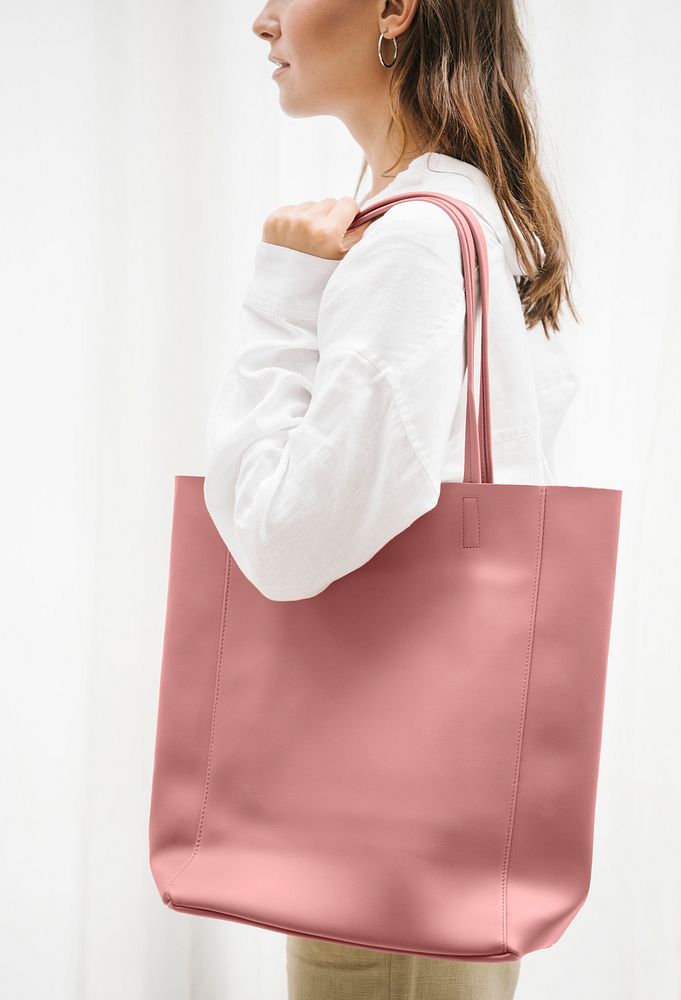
353, 0, 578, 340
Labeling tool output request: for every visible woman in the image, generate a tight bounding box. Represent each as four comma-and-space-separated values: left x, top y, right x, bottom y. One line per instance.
203, 0, 582, 997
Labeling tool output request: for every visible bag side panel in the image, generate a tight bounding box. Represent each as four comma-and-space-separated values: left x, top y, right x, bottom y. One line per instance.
148, 476, 230, 897
505, 485, 622, 954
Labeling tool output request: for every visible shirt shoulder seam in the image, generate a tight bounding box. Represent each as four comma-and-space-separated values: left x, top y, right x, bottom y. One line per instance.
243, 293, 318, 322
327, 347, 440, 495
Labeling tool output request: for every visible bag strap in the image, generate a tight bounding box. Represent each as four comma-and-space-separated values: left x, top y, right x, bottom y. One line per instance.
348, 191, 493, 485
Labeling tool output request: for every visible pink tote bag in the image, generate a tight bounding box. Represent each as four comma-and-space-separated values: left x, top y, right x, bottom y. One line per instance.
148, 192, 622, 961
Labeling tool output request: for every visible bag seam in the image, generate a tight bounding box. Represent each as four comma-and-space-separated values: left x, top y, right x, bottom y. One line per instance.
162, 549, 233, 902
501, 485, 547, 950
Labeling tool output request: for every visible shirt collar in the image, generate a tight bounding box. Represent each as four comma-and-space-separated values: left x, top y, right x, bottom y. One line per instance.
358, 150, 529, 278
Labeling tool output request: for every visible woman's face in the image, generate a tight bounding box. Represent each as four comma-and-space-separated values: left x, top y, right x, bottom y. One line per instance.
252, 0, 388, 119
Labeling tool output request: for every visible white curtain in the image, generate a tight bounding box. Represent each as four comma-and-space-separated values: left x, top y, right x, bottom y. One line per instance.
1, 2, 679, 998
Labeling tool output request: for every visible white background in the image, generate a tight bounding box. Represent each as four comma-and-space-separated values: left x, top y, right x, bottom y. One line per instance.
1, 1, 680, 997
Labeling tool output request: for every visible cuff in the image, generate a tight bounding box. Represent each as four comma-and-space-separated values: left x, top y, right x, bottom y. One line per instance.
243, 241, 342, 321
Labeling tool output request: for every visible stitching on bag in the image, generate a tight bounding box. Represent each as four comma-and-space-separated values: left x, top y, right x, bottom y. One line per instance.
162, 550, 233, 902
500, 486, 547, 950
461, 496, 480, 548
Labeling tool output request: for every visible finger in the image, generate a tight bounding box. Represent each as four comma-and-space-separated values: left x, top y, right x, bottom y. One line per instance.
340, 219, 373, 252
324, 196, 364, 230
297, 198, 336, 217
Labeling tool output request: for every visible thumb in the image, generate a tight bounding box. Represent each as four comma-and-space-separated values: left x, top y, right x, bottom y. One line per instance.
340, 219, 373, 253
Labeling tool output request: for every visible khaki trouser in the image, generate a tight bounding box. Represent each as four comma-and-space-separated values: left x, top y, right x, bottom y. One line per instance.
286, 935, 522, 1000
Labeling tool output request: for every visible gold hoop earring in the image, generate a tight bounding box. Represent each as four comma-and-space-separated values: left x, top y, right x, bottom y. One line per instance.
378, 31, 398, 68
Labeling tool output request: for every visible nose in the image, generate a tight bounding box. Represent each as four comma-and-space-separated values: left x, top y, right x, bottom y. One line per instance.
252, 6, 280, 42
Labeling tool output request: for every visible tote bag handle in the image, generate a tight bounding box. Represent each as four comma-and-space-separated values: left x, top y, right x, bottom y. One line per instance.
347, 191, 493, 485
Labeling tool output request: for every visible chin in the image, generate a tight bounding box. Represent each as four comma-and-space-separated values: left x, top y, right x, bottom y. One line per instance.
279, 95, 335, 120
278, 100, 316, 119
282, 108, 316, 119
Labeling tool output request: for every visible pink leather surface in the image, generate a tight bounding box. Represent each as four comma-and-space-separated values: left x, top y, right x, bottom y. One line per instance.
148, 192, 622, 961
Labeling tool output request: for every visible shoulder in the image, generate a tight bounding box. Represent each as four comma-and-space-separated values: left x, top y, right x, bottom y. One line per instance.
317, 197, 469, 370
356, 196, 466, 251
333, 193, 503, 287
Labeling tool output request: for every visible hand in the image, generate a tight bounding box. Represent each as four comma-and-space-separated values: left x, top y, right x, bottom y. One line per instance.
261, 196, 373, 260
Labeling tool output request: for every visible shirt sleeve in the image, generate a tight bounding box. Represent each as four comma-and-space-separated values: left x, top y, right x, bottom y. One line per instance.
203, 202, 466, 601
524, 321, 583, 478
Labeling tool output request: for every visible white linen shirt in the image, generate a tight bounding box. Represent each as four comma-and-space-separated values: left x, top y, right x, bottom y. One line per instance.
203, 151, 582, 601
